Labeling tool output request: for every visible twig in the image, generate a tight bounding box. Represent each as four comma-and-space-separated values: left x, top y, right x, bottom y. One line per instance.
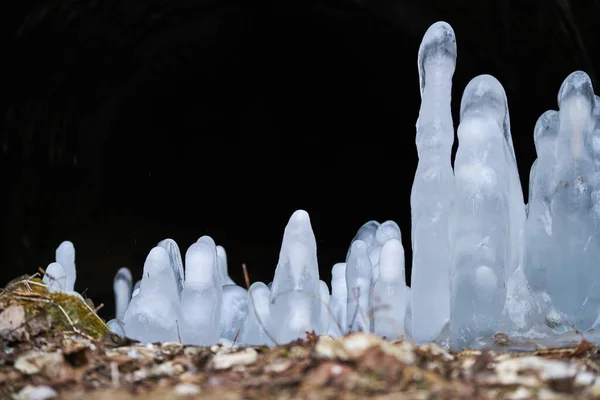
348, 286, 367, 333
242, 263, 279, 346
176, 320, 182, 344
232, 329, 240, 348
270, 288, 345, 336
77, 294, 110, 331
77, 303, 104, 324
57, 304, 80, 334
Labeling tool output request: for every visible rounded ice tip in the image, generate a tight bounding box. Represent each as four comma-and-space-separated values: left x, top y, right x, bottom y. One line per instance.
379, 238, 405, 281
418, 21, 457, 92
290, 209, 310, 222
533, 110, 559, 150
376, 220, 402, 245
196, 235, 216, 248
350, 239, 368, 253
114, 267, 133, 285
216, 245, 227, 259
459, 74, 508, 129
557, 71, 594, 110
331, 262, 346, 280
185, 242, 216, 284
143, 247, 171, 276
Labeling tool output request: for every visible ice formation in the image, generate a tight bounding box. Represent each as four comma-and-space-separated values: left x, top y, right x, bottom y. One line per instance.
55, 240, 76, 292
38, 20, 600, 351
113, 267, 133, 322
410, 21, 456, 343
42, 262, 67, 293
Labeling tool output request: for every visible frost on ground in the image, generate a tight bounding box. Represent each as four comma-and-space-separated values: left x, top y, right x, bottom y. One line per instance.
3, 276, 600, 399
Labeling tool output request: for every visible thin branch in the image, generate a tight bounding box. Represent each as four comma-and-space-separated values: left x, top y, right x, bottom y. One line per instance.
232, 329, 240, 348
348, 286, 361, 333
176, 320, 182, 344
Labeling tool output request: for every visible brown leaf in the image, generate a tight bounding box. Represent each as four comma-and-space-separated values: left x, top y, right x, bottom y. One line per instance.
305, 331, 318, 346
570, 338, 593, 357
358, 346, 405, 382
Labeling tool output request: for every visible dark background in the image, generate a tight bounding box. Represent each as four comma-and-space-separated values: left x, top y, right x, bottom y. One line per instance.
3, 0, 599, 320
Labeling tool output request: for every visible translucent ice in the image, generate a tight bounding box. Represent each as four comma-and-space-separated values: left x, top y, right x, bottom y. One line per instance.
240, 282, 273, 346
449, 83, 514, 349
317, 280, 331, 335
113, 267, 132, 322
539, 71, 599, 330
217, 245, 235, 286
180, 241, 222, 345
269, 210, 321, 344
375, 220, 402, 246
459, 74, 526, 278
346, 220, 380, 262
55, 241, 76, 292
157, 238, 185, 298
411, 21, 456, 343
124, 247, 182, 343
107, 318, 125, 337
42, 262, 67, 293
372, 239, 408, 339
220, 284, 248, 341
345, 240, 372, 333
196, 235, 223, 288
328, 262, 347, 337
132, 280, 141, 299
523, 111, 560, 324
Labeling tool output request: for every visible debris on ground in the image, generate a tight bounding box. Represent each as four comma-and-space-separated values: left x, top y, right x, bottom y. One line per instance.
2, 275, 600, 399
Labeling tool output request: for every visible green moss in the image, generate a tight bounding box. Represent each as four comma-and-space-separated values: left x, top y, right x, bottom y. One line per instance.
1, 275, 110, 340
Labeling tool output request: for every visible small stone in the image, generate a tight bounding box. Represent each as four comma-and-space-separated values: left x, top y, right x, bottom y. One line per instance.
174, 383, 201, 396
208, 348, 258, 370
14, 351, 64, 376
14, 385, 58, 400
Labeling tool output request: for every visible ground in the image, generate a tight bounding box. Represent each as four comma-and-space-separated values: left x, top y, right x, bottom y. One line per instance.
2, 276, 600, 399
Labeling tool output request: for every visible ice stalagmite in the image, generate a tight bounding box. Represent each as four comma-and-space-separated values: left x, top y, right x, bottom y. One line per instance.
241, 282, 272, 346
458, 75, 533, 334
270, 210, 321, 344
157, 238, 185, 298
372, 238, 408, 339
523, 111, 560, 326
217, 245, 236, 285
42, 262, 67, 293
113, 267, 133, 322
197, 235, 223, 288
545, 71, 599, 330
370, 220, 402, 283
328, 262, 347, 337
346, 240, 372, 333
56, 241, 76, 292
410, 21, 456, 343
449, 76, 514, 349
181, 241, 222, 345
459, 75, 527, 278
124, 247, 181, 343
220, 284, 248, 341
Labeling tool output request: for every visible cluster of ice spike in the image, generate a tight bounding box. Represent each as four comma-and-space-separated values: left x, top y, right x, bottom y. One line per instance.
41, 20, 600, 350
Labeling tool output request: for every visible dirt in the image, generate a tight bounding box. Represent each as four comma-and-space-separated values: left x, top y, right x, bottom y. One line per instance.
2, 275, 600, 399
